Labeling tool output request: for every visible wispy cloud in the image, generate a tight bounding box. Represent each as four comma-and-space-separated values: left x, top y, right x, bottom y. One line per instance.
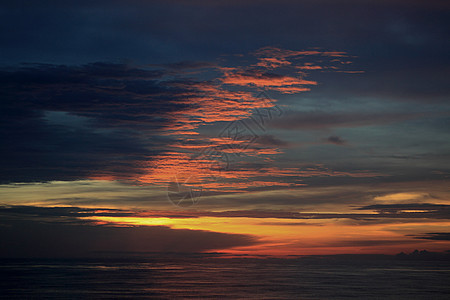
271, 111, 436, 130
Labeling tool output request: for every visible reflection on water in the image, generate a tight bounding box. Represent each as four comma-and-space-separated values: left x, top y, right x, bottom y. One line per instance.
1, 257, 449, 299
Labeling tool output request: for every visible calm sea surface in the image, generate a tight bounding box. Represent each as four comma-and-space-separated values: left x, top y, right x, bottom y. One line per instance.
1, 256, 449, 299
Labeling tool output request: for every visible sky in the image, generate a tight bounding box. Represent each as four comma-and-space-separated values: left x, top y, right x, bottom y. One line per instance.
0, 0, 449, 258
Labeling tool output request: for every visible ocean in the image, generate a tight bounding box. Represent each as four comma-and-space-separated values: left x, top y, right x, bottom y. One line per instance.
1, 256, 449, 299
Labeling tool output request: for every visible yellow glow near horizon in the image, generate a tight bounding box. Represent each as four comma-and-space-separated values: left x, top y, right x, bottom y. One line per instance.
81, 215, 450, 255
82, 216, 326, 236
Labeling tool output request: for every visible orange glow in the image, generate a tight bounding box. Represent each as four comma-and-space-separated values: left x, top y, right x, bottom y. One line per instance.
221, 72, 317, 88
81, 215, 450, 256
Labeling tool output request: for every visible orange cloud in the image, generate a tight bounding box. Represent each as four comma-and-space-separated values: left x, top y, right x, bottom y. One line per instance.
221, 70, 317, 88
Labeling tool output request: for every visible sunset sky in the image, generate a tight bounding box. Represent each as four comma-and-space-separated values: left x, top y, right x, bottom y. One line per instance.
1, 0, 449, 258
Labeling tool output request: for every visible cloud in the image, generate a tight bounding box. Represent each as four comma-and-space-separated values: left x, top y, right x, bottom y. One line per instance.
0, 59, 385, 193
0, 60, 285, 184
271, 111, 435, 130
0, 205, 132, 221
221, 69, 317, 90
412, 233, 450, 241
0, 206, 259, 258
325, 135, 346, 145
373, 192, 431, 203
357, 203, 450, 219
116, 206, 450, 221
4, 202, 450, 230
186, 207, 449, 221
254, 135, 290, 147
151, 61, 218, 71
320, 239, 418, 248
0, 62, 192, 183
256, 222, 323, 226
219, 47, 353, 94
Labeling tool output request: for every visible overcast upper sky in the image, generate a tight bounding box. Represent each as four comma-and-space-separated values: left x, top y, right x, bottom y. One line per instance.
0, 0, 449, 258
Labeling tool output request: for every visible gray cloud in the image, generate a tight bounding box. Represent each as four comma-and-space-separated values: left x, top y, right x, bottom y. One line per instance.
325, 135, 346, 145
270, 111, 435, 130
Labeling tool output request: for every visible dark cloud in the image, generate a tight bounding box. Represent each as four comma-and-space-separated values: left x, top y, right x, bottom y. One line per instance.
325, 135, 346, 145
412, 233, 450, 241
0, 63, 189, 126
200, 208, 449, 220
0, 219, 259, 258
358, 203, 450, 213
254, 135, 290, 147
132, 207, 450, 221
0, 205, 133, 221
0, 206, 259, 258
0, 63, 212, 183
